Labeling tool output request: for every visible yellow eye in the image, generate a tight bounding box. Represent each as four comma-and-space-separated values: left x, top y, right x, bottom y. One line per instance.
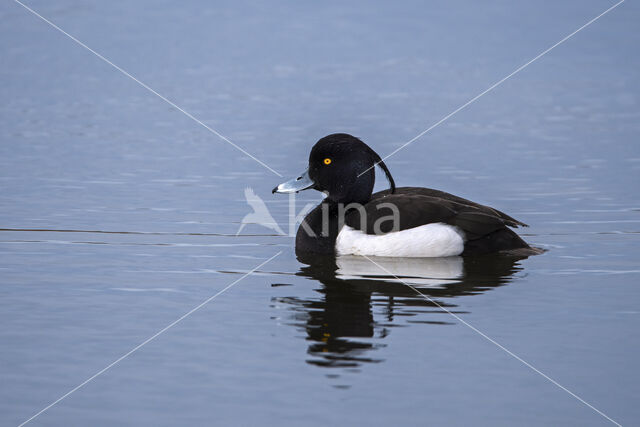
323, 158, 332, 165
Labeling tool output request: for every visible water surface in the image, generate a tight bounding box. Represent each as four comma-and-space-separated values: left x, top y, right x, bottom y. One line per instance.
1, 1, 639, 425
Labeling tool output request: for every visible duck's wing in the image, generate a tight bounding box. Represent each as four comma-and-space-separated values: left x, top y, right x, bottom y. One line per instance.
372, 187, 528, 228
346, 194, 454, 233
345, 193, 512, 241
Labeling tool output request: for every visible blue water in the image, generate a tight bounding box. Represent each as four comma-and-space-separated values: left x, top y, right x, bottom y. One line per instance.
1, 0, 639, 425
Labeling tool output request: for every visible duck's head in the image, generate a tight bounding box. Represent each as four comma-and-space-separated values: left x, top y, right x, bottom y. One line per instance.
273, 133, 395, 204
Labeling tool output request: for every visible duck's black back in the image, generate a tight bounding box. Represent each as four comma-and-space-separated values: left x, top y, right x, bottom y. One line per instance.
371, 187, 527, 228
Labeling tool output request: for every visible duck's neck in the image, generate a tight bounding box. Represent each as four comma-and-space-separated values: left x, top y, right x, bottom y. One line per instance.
328, 186, 372, 205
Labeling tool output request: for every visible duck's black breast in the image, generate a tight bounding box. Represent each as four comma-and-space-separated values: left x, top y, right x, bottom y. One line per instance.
295, 202, 341, 257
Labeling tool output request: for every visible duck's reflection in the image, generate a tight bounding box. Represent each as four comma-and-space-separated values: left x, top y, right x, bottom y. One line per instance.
273, 253, 528, 370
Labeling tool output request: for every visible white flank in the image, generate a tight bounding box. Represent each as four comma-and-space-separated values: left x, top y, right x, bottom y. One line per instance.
335, 223, 465, 258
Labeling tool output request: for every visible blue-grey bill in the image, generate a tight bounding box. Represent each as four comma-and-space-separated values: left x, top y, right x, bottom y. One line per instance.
272, 169, 314, 193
